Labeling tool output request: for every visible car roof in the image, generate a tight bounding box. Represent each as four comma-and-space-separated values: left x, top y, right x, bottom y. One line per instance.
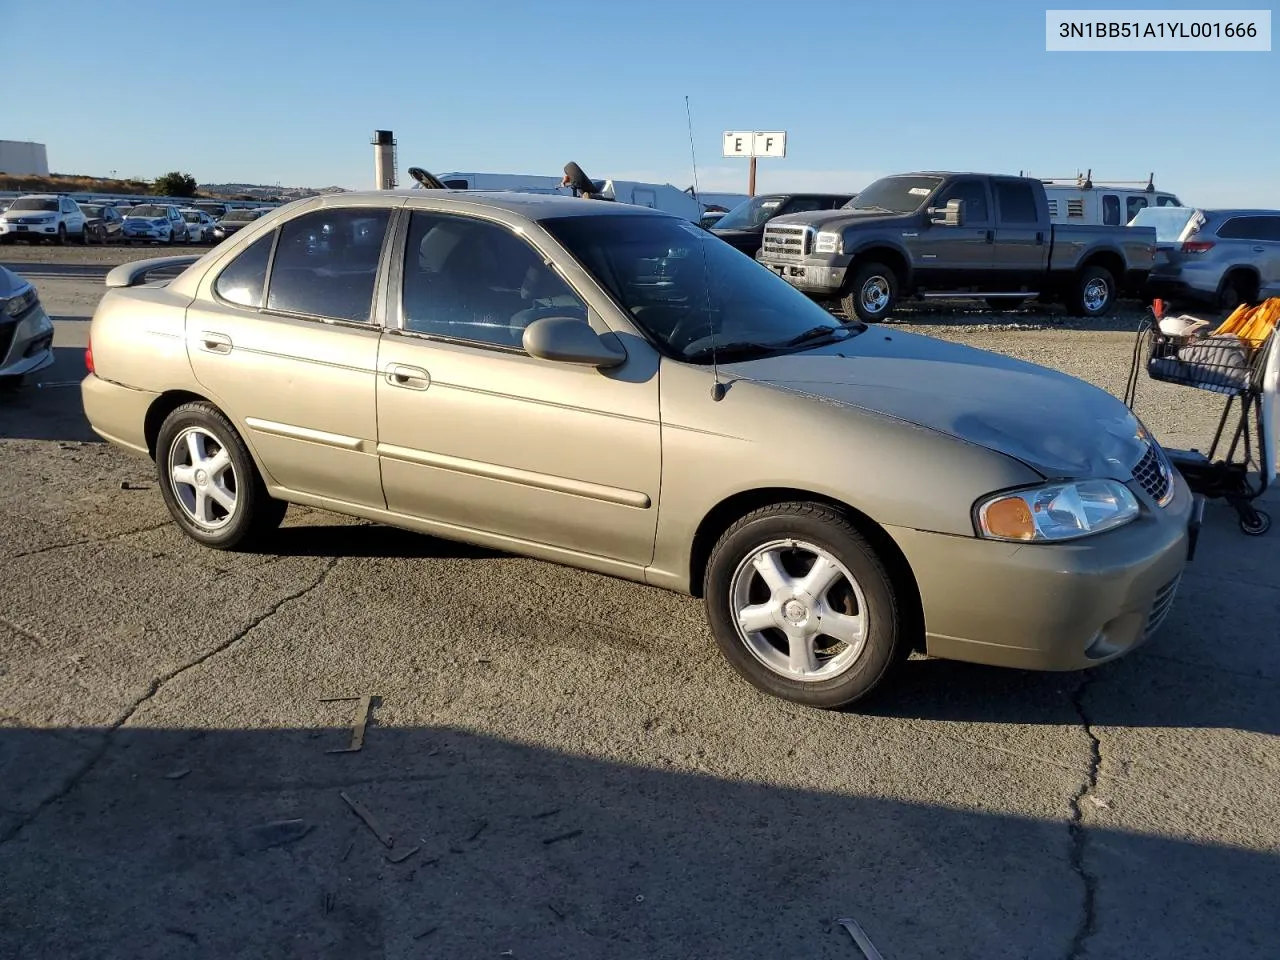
328, 188, 675, 222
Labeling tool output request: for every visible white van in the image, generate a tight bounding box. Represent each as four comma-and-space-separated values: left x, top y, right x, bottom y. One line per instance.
1041, 174, 1183, 227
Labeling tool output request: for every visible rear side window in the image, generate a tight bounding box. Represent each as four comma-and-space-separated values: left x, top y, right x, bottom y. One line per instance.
265, 208, 391, 322
1217, 216, 1280, 241
214, 231, 275, 308
993, 181, 1038, 224
1101, 195, 1121, 226
1127, 196, 1148, 221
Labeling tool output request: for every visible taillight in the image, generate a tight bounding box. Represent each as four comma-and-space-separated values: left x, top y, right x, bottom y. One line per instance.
1181, 240, 1215, 254
85, 337, 94, 374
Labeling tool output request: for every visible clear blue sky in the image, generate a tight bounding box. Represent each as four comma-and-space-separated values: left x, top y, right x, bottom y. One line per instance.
7, 0, 1276, 205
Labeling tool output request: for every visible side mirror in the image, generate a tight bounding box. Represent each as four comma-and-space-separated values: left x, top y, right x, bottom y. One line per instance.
929, 198, 965, 227
522, 316, 626, 368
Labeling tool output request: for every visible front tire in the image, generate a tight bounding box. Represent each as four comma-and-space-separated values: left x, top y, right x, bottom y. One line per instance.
1067, 264, 1116, 317
155, 402, 287, 550
841, 262, 898, 323
703, 501, 907, 709
55, 223, 67, 246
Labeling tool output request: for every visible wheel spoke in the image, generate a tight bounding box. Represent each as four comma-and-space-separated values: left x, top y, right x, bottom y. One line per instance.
820, 611, 864, 647
205, 448, 231, 479
171, 464, 196, 487
193, 489, 213, 524
800, 555, 844, 600
186, 430, 206, 466
786, 630, 819, 676
752, 549, 792, 593
207, 481, 236, 513
737, 602, 777, 634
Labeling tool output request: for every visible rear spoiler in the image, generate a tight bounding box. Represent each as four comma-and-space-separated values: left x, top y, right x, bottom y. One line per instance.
105, 255, 203, 289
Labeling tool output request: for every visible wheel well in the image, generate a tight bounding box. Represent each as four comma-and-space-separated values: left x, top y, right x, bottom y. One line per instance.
1221, 266, 1260, 300
846, 247, 909, 290
1081, 250, 1125, 284
688, 487, 926, 651
143, 390, 211, 458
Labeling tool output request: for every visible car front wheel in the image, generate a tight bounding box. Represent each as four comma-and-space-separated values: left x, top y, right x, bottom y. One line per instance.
703, 501, 907, 709
155, 402, 287, 550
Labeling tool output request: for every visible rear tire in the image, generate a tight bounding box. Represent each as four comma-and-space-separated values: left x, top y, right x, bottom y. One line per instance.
0, 375, 25, 393
841, 262, 898, 323
1218, 273, 1256, 311
155, 402, 287, 551
703, 501, 907, 709
1066, 264, 1116, 317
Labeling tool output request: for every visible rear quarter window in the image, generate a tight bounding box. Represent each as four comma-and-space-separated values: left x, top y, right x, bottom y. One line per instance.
213, 231, 275, 308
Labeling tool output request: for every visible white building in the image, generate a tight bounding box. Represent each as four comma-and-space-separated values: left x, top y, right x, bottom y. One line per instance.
0, 141, 50, 177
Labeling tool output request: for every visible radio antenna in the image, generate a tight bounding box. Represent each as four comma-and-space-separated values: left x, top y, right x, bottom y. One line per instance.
685, 95, 724, 401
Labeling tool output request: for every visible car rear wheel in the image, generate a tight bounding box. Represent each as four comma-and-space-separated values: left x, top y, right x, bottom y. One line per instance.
155, 402, 287, 550
841, 263, 898, 323
1067, 264, 1116, 317
703, 501, 907, 709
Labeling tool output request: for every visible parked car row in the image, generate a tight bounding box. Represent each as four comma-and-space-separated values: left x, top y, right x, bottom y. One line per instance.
0, 193, 276, 246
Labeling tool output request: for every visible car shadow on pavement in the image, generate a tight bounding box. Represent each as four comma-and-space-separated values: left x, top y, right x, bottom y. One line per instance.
0, 724, 1276, 960
260, 522, 504, 561
0, 348, 100, 443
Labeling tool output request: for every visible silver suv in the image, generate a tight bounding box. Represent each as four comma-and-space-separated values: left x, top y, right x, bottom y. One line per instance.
1136, 206, 1280, 309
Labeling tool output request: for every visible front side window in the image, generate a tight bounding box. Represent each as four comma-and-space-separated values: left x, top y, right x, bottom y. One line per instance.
401, 212, 587, 348
1127, 196, 1148, 222
933, 180, 990, 223
265, 208, 391, 323
214, 231, 275, 308
542, 213, 864, 363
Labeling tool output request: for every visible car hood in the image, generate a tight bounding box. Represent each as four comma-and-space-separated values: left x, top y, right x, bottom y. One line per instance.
767, 209, 917, 230
723, 330, 1149, 480
0, 265, 32, 300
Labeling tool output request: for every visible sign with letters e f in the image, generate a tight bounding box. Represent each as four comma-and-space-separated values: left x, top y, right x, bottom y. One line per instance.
752, 131, 787, 158
723, 131, 752, 157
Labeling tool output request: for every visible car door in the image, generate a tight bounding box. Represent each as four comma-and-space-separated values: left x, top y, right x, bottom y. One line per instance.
374, 207, 662, 567
62, 197, 85, 236
184, 203, 397, 509
907, 177, 994, 288
989, 178, 1050, 290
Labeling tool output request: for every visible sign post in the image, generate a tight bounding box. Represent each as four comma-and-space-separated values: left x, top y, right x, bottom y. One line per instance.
722, 130, 787, 197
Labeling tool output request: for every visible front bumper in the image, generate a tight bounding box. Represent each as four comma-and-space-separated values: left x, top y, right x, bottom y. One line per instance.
0, 221, 59, 239
756, 254, 848, 295
887, 471, 1194, 671
0, 302, 55, 377
123, 226, 170, 241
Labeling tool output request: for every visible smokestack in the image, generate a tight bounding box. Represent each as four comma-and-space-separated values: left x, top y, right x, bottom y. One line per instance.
372, 130, 397, 190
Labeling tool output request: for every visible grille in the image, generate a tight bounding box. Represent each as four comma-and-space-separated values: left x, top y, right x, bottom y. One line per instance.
761, 224, 811, 260
1132, 442, 1172, 505
0, 320, 16, 366
1143, 574, 1181, 639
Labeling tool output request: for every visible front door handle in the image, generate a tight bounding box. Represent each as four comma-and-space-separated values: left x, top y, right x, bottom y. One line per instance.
385, 363, 430, 390
198, 331, 232, 354
1253, 246, 1265, 253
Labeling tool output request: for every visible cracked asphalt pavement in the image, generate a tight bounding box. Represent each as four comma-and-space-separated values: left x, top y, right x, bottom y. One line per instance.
2, 246, 1278, 959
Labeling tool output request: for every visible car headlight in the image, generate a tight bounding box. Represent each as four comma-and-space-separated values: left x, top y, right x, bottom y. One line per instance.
814, 231, 842, 254
976, 479, 1140, 542
4, 287, 37, 317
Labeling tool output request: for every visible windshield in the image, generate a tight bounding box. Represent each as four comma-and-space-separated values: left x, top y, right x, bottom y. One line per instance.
712, 196, 786, 231
80, 205, 104, 217
841, 176, 944, 214
541, 213, 863, 363
129, 205, 167, 218
223, 210, 258, 222
9, 198, 59, 212
1128, 206, 1198, 241
182, 212, 201, 222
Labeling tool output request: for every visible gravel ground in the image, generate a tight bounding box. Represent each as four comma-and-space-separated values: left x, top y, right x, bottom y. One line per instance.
1, 246, 1277, 960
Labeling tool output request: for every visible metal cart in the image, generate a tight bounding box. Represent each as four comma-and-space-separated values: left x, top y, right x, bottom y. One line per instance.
1124, 300, 1279, 539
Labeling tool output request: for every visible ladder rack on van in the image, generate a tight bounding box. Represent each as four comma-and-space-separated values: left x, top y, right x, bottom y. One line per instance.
1019, 169, 1158, 192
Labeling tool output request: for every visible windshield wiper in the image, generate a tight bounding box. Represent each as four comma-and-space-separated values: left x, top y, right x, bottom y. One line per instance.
682, 341, 779, 363
782, 324, 853, 348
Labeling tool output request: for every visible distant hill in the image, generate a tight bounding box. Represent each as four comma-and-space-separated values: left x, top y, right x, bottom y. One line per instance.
0, 172, 348, 201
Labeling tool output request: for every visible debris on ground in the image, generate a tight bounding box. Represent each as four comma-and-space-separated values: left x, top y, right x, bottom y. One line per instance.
413, 927, 438, 940
118, 481, 151, 490
239, 818, 314, 853
543, 828, 582, 845
320, 694, 376, 754
835, 916, 886, 960
464, 819, 488, 842
340, 790, 393, 848
386, 845, 421, 864
162, 768, 190, 780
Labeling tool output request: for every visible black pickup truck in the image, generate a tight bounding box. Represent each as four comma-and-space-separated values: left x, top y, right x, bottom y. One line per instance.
710, 192, 854, 257
755, 172, 1157, 322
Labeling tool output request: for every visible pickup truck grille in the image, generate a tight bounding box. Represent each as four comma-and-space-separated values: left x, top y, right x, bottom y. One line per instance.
761, 224, 812, 260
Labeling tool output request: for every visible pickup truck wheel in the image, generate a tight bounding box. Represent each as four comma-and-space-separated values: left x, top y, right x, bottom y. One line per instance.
1068, 265, 1116, 317
842, 263, 897, 323
155, 402, 287, 551
703, 501, 906, 709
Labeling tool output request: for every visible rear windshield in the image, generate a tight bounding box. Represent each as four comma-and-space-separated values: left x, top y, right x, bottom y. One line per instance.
1128, 206, 1197, 242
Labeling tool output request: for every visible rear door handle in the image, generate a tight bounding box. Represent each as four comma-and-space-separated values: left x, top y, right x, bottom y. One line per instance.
983, 230, 994, 243
1253, 246, 1265, 252
198, 331, 232, 354
385, 363, 430, 390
